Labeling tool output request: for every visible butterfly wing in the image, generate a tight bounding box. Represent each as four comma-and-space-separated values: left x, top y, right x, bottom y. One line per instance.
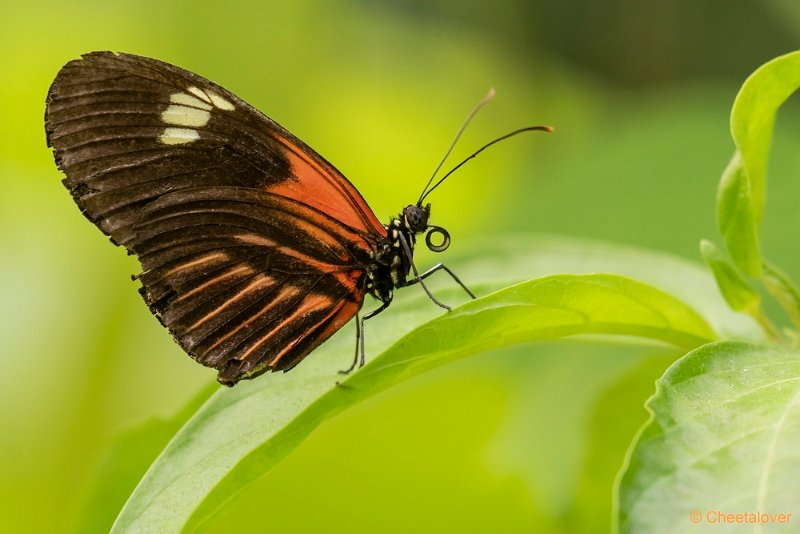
45, 51, 387, 384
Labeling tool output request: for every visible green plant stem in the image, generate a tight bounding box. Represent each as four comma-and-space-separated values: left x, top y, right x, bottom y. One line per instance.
761, 259, 800, 332
746, 306, 782, 343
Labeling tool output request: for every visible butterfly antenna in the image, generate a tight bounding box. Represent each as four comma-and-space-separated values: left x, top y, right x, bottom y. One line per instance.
418, 125, 554, 204
417, 88, 497, 205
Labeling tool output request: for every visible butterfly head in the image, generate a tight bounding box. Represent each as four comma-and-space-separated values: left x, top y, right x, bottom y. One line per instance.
402, 203, 430, 232
408, 91, 551, 258
402, 203, 450, 253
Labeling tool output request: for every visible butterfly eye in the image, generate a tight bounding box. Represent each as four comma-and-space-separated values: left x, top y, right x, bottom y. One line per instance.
425, 225, 450, 253
402, 204, 430, 232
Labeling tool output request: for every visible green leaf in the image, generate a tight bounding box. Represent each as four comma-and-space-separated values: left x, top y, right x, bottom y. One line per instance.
616, 342, 800, 533
182, 274, 715, 531
110, 256, 717, 531
730, 50, 800, 223
716, 152, 762, 276
718, 50, 800, 275
699, 239, 760, 313
111, 235, 749, 533
700, 240, 781, 341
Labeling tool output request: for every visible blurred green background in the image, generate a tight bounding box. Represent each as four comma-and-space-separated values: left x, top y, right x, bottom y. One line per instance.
3, 1, 800, 532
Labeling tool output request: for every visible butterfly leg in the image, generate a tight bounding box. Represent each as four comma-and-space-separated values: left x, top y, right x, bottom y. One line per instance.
404, 263, 476, 299
398, 233, 476, 308
339, 301, 391, 375
397, 232, 450, 309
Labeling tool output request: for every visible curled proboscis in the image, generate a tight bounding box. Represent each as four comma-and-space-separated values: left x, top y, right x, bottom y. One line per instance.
425, 226, 450, 252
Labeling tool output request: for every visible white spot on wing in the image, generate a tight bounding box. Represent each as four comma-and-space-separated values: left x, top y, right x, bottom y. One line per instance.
170, 92, 213, 110
161, 104, 211, 127
207, 90, 235, 110
172, 86, 233, 121
186, 86, 212, 104
159, 127, 200, 145
159, 87, 235, 145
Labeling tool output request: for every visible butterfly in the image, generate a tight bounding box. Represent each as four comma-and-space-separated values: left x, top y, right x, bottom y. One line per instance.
45, 51, 550, 386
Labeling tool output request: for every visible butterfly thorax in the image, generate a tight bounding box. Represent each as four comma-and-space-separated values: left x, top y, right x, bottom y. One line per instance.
365, 204, 431, 304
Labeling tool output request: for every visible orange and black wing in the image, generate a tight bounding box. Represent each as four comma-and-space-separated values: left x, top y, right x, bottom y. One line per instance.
45, 51, 387, 385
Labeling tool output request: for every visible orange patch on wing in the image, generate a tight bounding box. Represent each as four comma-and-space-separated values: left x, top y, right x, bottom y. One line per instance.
187, 273, 275, 332
275, 245, 342, 273
174, 264, 254, 303
286, 215, 349, 255
235, 230, 351, 269
269, 132, 387, 236
164, 251, 229, 277
234, 233, 277, 248
314, 298, 360, 346
331, 268, 363, 294
235, 292, 334, 365
202, 285, 300, 354
269, 296, 361, 369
